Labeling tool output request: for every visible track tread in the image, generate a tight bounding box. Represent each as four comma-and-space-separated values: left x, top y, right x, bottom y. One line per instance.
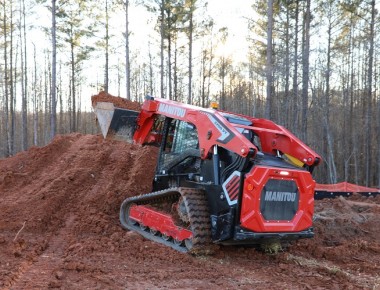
120, 187, 214, 254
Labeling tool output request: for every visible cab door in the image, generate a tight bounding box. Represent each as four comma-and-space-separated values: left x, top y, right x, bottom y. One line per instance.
154, 118, 201, 189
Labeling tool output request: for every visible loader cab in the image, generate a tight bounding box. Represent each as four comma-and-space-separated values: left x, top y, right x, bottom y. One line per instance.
153, 117, 202, 190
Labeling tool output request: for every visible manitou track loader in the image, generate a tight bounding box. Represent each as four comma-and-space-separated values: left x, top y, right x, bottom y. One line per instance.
94, 96, 322, 253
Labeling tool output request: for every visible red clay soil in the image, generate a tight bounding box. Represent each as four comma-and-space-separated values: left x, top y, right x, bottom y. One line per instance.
0, 133, 379, 289
91, 91, 141, 111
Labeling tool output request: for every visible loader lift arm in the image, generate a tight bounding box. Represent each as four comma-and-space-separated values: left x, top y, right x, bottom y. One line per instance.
132, 96, 321, 170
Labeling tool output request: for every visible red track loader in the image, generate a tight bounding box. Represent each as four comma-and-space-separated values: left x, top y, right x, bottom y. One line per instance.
93, 96, 322, 253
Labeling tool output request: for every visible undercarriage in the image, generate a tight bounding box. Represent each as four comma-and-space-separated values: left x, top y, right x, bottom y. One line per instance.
120, 187, 214, 254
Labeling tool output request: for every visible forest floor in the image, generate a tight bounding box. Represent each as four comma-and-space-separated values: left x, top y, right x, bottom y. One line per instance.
0, 133, 379, 290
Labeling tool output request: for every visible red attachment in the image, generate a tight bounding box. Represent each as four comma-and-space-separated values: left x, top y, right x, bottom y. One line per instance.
129, 205, 193, 241
240, 166, 315, 232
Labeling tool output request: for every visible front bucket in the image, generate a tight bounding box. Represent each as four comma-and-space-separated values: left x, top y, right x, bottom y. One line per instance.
94, 102, 139, 141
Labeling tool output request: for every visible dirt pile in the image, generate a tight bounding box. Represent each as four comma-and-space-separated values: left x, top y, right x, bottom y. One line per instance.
91, 91, 141, 111
0, 134, 158, 289
0, 133, 379, 289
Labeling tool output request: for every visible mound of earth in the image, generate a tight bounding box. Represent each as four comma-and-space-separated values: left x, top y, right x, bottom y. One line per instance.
0, 133, 379, 289
91, 91, 141, 111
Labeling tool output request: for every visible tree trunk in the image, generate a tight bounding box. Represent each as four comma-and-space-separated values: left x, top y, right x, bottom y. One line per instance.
45, 58, 51, 144
125, 0, 131, 99
71, 40, 76, 131
378, 79, 380, 188
9, 1, 15, 155
201, 49, 206, 107
364, 0, 375, 186
301, 0, 311, 142
33, 44, 38, 146
187, 0, 194, 104
160, 0, 165, 98
324, 10, 337, 183
22, 0, 28, 151
220, 57, 225, 109
292, 0, 299, 133
3, 2, 10, 156
148, 43, 154, 95
173, 40, 178, 101
349, 19, 356, 183
265, 0, 273, 119
207, 44, 213, 105
104, 0, 109, 93
51, 0, 57, 139
167, 5, 172, 100
284, 0, 290, 127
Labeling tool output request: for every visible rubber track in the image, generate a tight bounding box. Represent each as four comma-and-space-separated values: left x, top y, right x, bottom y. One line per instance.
119, 187, 213, 254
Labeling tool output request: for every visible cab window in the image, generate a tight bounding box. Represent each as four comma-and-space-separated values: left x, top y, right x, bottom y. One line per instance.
159, 119, 200, 173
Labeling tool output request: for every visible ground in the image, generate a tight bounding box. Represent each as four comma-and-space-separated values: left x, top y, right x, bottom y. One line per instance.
0, 133, 379, 290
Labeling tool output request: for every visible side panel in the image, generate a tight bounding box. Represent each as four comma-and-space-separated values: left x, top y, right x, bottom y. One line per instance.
240, 166, 315, 232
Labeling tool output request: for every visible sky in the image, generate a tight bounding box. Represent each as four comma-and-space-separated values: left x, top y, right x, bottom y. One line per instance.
88, 0, 256, 101
27, 0, 255, 109
204, 0, 254, 60
117, 0, 254, 61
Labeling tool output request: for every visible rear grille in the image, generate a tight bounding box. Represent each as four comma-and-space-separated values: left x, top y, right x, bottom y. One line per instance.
260, 179, 299, 221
